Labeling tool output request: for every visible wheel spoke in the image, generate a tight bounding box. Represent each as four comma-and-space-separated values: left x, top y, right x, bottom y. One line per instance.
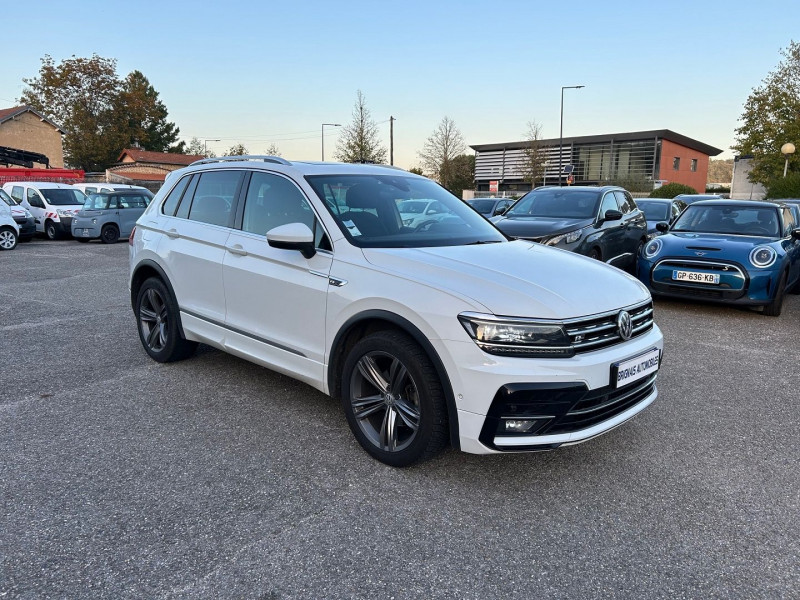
352, 395, 386, 420
388, 359, 408, 394
379, 407, 399, 451
394, 397, 420, 431
147, 322, 160, 348
158, 324, 167, 348
139, 307, 157, 322
357, 355, 389, 393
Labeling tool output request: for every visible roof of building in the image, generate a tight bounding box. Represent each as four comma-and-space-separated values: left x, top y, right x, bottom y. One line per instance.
470, 129, 723, 157
107, 170, 170, 182
0, 105, 65, 134
117, 148, 205, 166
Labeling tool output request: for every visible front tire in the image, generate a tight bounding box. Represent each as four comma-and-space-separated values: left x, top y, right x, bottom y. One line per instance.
135, 277, 198, 362
589, 247, 602, 261
763, 270, 787, 317
341, 330, 448, 467
101, 225, 119, 244
45, 220, 59, 240
0, 227, 18, 250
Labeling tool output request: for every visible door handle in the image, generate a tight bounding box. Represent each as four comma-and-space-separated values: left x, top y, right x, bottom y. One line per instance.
226, 244, 247, 256
166, 229, 180, 239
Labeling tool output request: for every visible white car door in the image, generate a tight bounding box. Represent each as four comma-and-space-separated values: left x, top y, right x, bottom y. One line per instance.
22, 187, 46, 233
222, 171, 332, 385
155, 170, 243, 324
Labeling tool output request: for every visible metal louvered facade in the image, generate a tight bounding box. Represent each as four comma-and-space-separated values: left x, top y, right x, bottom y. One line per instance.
471, 129, 722, 195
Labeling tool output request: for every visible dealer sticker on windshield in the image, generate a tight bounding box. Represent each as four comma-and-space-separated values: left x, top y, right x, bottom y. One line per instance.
612, 347, 660, 389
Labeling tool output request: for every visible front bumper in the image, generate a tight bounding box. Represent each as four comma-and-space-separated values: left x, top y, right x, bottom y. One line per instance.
437, 323, 664, 454
639, 256, 778, 306
13, 216, 35, 238
72, 219, 100, 239
54, 218, 73, 234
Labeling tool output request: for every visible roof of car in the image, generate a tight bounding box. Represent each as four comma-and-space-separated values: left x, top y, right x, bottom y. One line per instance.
2, 181, 79, 189
89, 189, 152, 195
180, 156, 419, 179
689, 199, 780, 208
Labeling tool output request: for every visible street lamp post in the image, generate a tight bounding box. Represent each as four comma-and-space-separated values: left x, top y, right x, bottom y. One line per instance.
321, 123, 341, 161
203, 139, 220, 156
781, 142, 795, 178
559, 85, 584, 186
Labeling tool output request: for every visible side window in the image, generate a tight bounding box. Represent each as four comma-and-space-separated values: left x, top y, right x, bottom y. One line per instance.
27, 188, 45, 208
11, 186, 23, 202
161, 175, 191, 216
600, 193, 618, 217
187, 171, 243, 227
782, 207, 795, 236
85, 187, 98, 194
242, 172, 329, 249
613, 191, 633, 213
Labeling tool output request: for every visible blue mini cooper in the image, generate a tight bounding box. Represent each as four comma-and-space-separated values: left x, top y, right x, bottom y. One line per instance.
637, 200, 800, 316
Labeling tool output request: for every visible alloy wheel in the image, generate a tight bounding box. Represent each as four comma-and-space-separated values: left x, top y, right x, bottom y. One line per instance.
0, 229, 16, 249
138, 288, 168, 352
349, 351, 421, 452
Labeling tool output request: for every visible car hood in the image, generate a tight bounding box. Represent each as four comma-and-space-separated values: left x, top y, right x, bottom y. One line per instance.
493, 216, 593, 239
361, 240, 650, 319
659, 232, 782, 255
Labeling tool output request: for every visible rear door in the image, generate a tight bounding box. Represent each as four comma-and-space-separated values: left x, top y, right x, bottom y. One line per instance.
118, 194, 149, 236
597, 191, 625, 263
155, 170, 244, 324
222, 171, 332, 384
615, 190, 646, 266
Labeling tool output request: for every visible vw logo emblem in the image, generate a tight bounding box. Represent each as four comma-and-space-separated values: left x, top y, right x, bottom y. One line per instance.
695, 251, 706, 256
617, 310, 633, 340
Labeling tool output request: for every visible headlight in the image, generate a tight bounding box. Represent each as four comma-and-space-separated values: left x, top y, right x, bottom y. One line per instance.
458, 313, 573, 357
544, 229, 583, 246
643, 238, 662, 259
749, 246, 777, 268
403, 218, 413, 226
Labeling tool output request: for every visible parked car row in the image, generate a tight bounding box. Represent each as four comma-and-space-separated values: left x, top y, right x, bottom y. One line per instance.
1, 182, 153, 243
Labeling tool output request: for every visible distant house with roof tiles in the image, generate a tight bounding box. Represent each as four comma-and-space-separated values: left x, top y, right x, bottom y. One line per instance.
106, 148, 205, 188
0, 105, 65, 168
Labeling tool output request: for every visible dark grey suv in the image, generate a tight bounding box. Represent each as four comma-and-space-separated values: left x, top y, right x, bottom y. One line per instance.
492, 186, 647, 272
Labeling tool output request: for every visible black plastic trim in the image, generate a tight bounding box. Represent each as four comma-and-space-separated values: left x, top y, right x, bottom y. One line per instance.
328, 310, 460, 450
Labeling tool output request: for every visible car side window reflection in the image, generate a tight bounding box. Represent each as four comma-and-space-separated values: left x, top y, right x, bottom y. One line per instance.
243, 172, 331, 250
600, 193, 618, 218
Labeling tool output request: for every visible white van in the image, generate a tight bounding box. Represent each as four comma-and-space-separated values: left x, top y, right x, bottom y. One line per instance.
2, 182, 86, 240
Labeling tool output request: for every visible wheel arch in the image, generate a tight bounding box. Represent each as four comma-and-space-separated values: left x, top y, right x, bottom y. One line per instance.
130, 259, 189, 340
328, 310, 460, 450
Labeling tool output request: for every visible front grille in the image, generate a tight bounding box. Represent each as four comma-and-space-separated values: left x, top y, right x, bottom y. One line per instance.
547, 374, 657, 434
564, 301, 653, 354
658, 259, 743, 275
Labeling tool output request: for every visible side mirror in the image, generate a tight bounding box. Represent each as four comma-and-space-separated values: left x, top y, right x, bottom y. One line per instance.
792, 228, 800, 240
267, 222, 316, 259
493, 206, 507, 216
656, 222, 670, 233
602, 209, 623, 223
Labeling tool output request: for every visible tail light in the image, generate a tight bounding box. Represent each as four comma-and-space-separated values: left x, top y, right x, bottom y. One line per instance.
129, 225, 136, 245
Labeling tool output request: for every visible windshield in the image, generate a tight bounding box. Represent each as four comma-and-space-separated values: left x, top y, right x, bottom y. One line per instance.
506, 188, 600, 219
467, 199, 497, 213
306, 175, 506, 248
84, 194, 111, 210
0, 189, 16, 207
40, 188, 86, 206
636, 201, 670, 221
672, 205, 780, 237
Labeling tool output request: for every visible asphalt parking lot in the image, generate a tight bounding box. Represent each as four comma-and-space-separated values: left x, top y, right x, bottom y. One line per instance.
1, 239, 799, 599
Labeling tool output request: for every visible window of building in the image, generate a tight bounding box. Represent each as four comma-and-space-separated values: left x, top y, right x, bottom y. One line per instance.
691, 159, 698, 172
673, 157, 680, 171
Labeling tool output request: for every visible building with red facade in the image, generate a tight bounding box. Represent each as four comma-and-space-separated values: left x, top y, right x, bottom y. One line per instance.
472, 130, 722, 195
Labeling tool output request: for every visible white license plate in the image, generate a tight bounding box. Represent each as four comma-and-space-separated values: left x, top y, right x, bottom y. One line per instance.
612, 347, 660, 389
672, 270, 719, 284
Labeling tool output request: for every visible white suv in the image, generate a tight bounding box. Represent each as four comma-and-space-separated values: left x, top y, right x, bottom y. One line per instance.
129, 157, 663, 466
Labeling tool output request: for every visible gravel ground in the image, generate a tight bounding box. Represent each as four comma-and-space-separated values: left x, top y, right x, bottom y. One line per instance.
1, 238, 798, 599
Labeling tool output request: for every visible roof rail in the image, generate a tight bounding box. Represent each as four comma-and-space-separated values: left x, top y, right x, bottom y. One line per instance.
189, 155, 292, 167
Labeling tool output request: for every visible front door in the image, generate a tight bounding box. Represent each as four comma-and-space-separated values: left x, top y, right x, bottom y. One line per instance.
222, 171, 332, 385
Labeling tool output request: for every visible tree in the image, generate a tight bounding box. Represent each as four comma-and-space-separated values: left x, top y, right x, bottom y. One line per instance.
765, 172, 800, 199
20, 54, 123, 170
519, 120, 547, 187
264, 142, 281, 157
648, 182, 696, 199
227, 143, 248, 156
335, 90, 387, 164
407, 166, 424, 175
117, 70, 184, 153
733, 41, 800, 185
447, 154, 475, 198
184, 137, 215, 158
418, 116, 466, 190
707, 158, 734, 185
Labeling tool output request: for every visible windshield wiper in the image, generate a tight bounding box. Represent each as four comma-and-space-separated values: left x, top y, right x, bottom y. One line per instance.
465, 240, 503, 245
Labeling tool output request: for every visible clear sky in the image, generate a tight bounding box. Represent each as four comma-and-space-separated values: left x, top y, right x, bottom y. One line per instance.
2, 1, 797, 168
